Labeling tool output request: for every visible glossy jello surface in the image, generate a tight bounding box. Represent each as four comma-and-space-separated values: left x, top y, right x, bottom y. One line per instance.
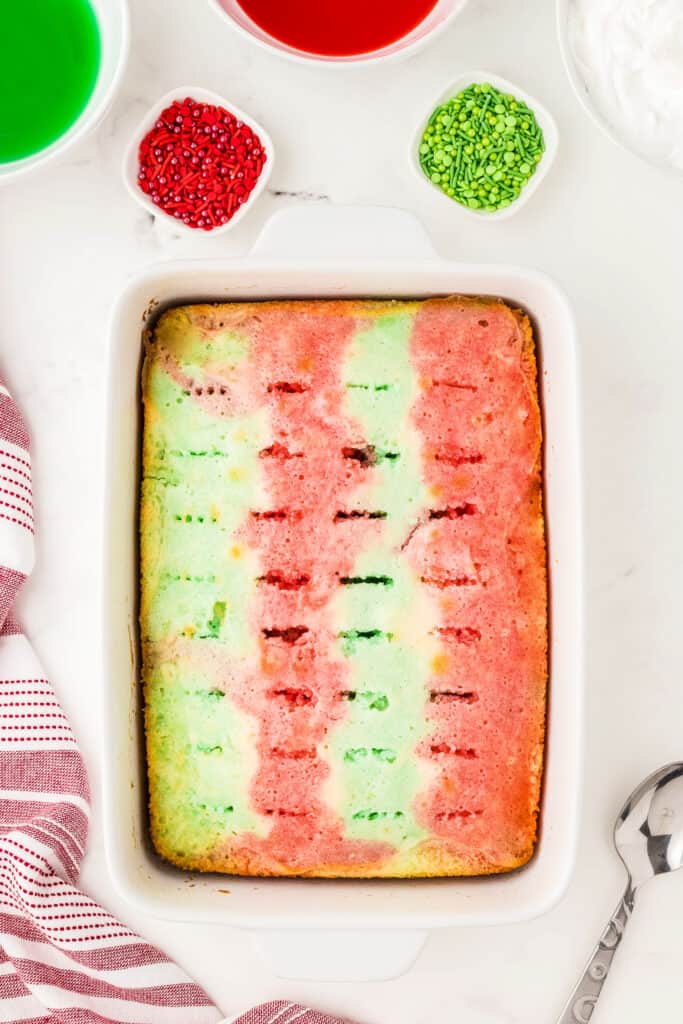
141, 298, 547, 877
0, 0, 100, 163
229, 0, 440, 56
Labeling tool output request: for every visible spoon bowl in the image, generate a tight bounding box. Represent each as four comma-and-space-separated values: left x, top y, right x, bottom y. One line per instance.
615, 762, 683, 891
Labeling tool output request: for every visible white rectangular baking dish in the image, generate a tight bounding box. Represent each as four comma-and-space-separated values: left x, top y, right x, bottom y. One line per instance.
103, 206, 583, 981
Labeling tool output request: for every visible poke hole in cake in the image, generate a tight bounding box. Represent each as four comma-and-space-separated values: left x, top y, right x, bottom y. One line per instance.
140, 296, 547, 878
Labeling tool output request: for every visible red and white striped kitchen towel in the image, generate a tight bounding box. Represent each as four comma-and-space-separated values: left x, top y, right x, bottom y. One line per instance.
0, 376, 356, 1023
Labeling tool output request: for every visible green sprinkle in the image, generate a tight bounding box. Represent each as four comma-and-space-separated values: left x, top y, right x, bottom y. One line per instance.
372, 747, 397, 763
192, 688, 226, 701
365, 692, 389, 711
199, 600, 226, 639
418, 81, 545, 213
340, 575, 394, 587
194, 800, 234, 815
351, 809, 405, 821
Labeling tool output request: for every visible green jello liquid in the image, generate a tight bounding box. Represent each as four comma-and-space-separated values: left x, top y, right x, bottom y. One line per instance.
0, 0, 101, 163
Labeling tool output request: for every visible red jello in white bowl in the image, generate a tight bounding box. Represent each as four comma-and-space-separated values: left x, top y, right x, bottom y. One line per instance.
208, 0, 470, 65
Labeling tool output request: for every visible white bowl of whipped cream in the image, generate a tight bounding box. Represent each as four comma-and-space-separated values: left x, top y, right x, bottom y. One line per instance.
558, 0, 683, 173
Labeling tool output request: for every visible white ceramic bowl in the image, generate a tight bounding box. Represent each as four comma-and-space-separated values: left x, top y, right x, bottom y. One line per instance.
208, 0, 470, 66
122, 86, 274, 236
410, 71, 559, 221
557, 0, 679, 173
0, 0, 129, 184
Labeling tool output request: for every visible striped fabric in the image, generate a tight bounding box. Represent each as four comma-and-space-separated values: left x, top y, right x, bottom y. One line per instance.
0, 375, 357, 1024
228, 1004, 355, 1024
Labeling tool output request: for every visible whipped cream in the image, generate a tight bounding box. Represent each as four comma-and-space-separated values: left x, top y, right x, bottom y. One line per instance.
568, 0, 683, 170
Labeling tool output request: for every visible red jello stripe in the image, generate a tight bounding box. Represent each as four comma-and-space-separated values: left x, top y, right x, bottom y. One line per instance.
231, 308, 395, 872
407, 302, 545, 850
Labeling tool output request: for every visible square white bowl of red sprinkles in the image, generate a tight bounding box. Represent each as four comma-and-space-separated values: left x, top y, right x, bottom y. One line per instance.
122, 85, 274, 235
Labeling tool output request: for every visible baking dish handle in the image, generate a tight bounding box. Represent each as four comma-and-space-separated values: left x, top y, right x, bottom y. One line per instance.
251, 927, 428, 981
251, 205, 437, 262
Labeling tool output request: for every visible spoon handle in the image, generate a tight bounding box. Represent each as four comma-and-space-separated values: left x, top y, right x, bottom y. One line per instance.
556, 889, 634, 1023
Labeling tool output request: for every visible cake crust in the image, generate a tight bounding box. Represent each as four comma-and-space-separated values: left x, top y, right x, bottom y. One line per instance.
141, 297, 547, 878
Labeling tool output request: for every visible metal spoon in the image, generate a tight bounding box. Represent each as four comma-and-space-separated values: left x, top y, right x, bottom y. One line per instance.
558, 762, 683, 1023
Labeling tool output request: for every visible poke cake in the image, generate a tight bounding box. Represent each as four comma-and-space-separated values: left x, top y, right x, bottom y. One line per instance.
140, 297, 547, 877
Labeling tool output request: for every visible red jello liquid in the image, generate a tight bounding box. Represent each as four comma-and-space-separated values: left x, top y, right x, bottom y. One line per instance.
231, 0, 441, 56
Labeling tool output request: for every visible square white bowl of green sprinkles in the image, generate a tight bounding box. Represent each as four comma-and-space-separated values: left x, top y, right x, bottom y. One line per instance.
410, 70, 559, 221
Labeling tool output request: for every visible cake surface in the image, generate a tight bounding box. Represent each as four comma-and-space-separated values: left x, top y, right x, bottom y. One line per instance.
140, 297, 547, 878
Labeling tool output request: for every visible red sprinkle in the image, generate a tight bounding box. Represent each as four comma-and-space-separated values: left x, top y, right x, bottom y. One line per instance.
137, 97, 267, 231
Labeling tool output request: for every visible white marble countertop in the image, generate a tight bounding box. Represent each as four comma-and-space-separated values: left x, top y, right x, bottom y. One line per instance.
2, 0, 683, 1020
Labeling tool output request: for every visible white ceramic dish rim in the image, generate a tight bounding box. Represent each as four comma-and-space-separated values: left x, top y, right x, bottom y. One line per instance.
556, 0, 681, 176
207, 0, 470, 67
122, 85, 274, 237
410, 70, 559, 222
0, 0, 130, 184
102, 206, 583, 975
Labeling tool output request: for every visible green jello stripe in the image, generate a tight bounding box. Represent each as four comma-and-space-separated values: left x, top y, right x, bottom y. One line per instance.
326, 311, 439, 849
146, 663, 266, 857
142, 324, 269, 859
142, 361, 268, 649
